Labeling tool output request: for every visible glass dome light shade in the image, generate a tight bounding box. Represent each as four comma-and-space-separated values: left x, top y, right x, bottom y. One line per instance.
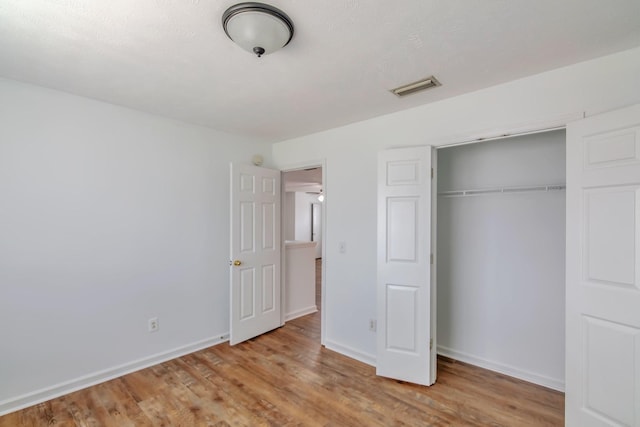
223, 3, 294, 57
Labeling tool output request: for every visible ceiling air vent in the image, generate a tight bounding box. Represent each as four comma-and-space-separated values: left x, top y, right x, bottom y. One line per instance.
390, 76, 441, 97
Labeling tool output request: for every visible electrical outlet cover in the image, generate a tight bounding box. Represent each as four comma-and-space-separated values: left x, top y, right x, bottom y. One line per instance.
148, 317, 159, 332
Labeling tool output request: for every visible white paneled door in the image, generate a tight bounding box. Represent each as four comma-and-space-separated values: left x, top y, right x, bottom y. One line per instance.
230, 164, 281, 345
566, 104, 640, 426
377, 146, 436, 385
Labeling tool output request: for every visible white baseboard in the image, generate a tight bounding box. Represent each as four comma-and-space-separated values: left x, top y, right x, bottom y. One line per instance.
437, 345, 565, 392
0, 334, 230, 416
284, 305, 317, 321
324, 340, 376, 367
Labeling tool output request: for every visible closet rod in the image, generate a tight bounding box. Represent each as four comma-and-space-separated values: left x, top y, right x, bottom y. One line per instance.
438, 184, 565, 198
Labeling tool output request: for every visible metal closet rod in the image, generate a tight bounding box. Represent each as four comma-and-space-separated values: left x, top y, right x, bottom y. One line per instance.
438, 184, 566, 198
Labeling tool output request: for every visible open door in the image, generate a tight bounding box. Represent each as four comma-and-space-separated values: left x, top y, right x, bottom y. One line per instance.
312, 202, 322, 258
229, 163, 281, 345
566, 104, 640, 425
377, 146, 436, 385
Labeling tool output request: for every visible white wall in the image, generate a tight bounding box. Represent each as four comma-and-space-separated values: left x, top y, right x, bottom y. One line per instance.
437, 131, 566, 390
0, 78, 270, 414
294, 192, 317, 241
284, 192, 296, 240
311, 202, 322, 258
271, 47, 640, 367
284, 191, 323, 257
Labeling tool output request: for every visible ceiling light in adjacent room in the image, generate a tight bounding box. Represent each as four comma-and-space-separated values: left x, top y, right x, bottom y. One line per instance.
222, 2, 294, 57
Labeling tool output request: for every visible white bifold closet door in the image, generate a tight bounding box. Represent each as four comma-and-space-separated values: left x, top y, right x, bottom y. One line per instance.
565, 104, 640, 426
377, 146, 437, 386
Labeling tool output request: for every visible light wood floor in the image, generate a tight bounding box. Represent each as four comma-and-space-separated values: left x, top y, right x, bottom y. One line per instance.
0, 260, 564, 426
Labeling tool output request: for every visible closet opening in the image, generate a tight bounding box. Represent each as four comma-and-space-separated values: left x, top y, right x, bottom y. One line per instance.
435, 129, 566, 391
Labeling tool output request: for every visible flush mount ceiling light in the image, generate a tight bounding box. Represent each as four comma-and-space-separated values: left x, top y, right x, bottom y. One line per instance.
391, 76, 441, 97
222, 2, 294, 58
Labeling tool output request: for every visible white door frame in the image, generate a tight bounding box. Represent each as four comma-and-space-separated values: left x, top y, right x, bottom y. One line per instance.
428, 114, 582, 390
280, 159, 327, 345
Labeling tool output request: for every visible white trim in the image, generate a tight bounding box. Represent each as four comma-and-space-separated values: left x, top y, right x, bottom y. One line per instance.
284, 305, 318, 321
430, 147, 438, 383
320, 163, 327, 346
0, 334, 229, 416
388, 112, 580, 151
437, 345, 565, 392
428, 112, 582, 148
324, 340, 376, 367
279, 172, 288, 328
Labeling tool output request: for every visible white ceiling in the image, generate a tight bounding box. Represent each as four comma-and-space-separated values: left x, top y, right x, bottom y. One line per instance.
283, 167, 322, 192
1, 1, 639, 142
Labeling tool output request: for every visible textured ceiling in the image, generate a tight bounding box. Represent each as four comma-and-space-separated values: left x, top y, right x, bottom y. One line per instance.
1, 1, 639, 142
284, 168, 322, 192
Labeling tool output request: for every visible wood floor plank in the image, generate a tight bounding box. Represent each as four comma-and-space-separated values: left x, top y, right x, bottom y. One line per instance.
176, 355, 273, 426
0, 259, 564, 426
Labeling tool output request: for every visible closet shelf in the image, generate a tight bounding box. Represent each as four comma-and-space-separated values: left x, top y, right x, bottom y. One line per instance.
438, 184, 566, 198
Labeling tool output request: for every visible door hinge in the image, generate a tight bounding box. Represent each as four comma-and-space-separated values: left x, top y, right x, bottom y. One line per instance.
431, 167, 434, 179
430, 253, 433, 264
430, 338, 433, 350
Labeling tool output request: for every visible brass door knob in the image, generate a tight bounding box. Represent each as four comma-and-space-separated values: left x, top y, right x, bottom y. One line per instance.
233, 260, 242, 266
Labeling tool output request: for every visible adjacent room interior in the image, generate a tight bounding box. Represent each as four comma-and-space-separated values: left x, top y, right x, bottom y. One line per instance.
282, 167, 324, 326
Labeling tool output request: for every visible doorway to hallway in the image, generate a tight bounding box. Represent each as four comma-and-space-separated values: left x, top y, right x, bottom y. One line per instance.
282, 165, 325, 344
